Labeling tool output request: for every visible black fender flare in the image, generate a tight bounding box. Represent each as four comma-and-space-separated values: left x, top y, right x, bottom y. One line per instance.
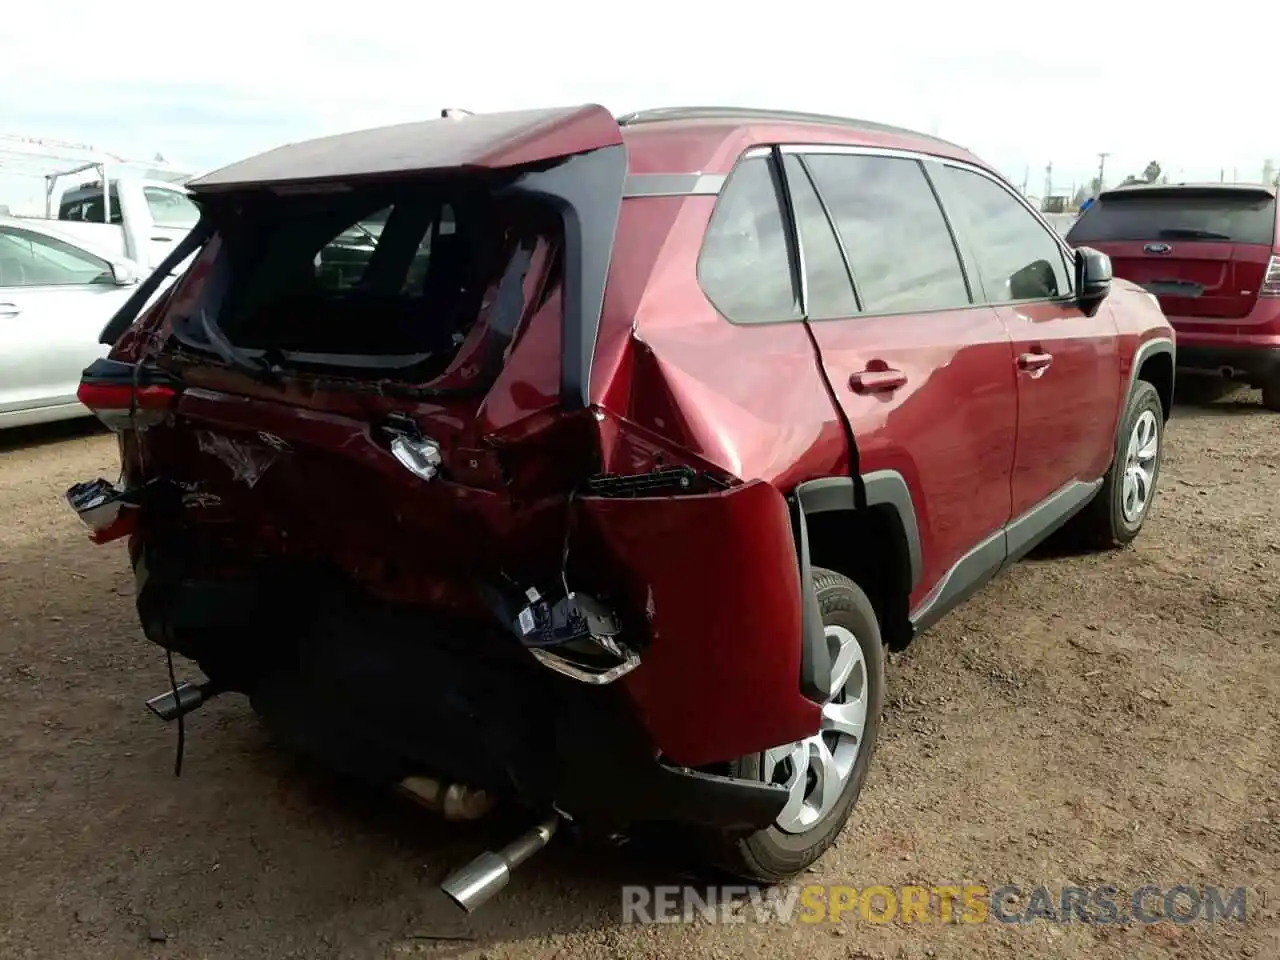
1127, 335, 1175, 409
789, 471, 923, 702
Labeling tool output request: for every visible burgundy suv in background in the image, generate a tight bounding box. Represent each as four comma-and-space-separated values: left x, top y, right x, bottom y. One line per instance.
66, 104, 1175, 908
1067, 182, 1280, 408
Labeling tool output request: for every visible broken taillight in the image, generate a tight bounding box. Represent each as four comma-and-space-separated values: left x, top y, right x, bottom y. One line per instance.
65, 478, 143, 544
77, 381, 178, 431
76, 357, 182, 431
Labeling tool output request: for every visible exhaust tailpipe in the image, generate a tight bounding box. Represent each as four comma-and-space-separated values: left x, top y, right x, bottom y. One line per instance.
440, 815, 560, 913
145, 681, 218, 722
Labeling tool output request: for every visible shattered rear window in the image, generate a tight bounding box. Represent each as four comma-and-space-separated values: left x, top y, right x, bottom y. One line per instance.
169, 183, 561, 381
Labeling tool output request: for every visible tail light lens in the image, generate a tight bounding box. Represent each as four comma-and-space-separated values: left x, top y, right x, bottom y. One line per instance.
1261, 256, 1280, 298
76, 362, 180, 431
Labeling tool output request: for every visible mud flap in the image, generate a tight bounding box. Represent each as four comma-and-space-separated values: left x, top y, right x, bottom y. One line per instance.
788, 496, 833, 703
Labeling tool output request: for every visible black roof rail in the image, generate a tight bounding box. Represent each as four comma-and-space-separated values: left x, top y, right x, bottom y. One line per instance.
615, 106, 964, 149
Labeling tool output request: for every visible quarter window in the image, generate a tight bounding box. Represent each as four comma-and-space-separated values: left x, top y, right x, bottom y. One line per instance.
939, 165, 1072, 302
803, 154, 971, 314
698, 156, 801, 323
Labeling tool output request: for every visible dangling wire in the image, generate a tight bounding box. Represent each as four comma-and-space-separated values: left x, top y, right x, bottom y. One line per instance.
165, 649, 185, 778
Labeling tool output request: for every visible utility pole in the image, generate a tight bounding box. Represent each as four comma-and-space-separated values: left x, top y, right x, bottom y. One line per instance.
1096, 152, 1109, 192
1044, 162, 1054, 200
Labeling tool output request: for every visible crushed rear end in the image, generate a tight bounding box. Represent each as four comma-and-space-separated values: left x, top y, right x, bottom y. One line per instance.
63, 106, 815, 845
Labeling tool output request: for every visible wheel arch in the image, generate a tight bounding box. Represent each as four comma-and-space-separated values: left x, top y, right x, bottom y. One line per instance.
1130, 336, 1175, 422
788, 472, 921, 672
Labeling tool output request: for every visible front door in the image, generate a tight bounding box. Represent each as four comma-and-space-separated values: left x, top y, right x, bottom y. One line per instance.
931, 163, 1122, 520
782, 148, 1019, 610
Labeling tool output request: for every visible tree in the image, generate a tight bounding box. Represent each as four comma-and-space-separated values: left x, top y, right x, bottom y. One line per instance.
1072, 185, 1089, 208
1142, 161, 1162, 183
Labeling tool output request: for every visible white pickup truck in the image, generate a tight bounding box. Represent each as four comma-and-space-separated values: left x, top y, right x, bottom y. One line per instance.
43, 163, 199, 272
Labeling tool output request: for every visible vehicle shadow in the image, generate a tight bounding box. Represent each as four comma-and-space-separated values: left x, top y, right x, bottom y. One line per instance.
0, 415, 108, 454
1168, 381, 1265, 419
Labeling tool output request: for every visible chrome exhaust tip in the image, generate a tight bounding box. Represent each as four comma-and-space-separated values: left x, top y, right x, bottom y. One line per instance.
145, 681, 216, 722
440, 816, 559, 913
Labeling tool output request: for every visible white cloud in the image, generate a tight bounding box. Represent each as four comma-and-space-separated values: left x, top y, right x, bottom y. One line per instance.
1, 0, 1275, 191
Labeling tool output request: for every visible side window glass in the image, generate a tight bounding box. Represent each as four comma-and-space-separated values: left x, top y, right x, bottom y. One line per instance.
804, 154, 971, 313
144, 187, 200, 227
940, 166, 1072, 302
782, 154, 858, 318
0, 228, 111, 286
698, 155, 801, 323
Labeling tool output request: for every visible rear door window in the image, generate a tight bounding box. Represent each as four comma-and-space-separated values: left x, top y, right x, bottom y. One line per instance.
781, 154, 858, 319
801, 153, 971, 314
938, 164, 1073, 302
697, 155, 802, 323
1068, 190, 1278, 246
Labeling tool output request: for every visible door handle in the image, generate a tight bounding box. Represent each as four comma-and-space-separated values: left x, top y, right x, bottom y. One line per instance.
849, 368, 907, 394
0, 303, 20, 317
1018, 351, 1053, 372
150, 236, 174, 243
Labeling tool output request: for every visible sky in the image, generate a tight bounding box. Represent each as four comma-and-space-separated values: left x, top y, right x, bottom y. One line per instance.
1, 1, 1277, 206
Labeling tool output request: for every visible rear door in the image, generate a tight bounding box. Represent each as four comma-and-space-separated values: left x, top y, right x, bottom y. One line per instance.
933, 161, 1121, 520
1066, 185, 1278, 332
782, 147, 1018, 611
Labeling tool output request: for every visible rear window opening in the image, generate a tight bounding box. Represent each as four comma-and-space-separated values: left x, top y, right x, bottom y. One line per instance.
1068, 188, 1278, 246
168, 180, 563, 389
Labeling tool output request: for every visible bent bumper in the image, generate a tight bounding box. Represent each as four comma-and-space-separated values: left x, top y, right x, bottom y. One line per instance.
132, 545, 789, 832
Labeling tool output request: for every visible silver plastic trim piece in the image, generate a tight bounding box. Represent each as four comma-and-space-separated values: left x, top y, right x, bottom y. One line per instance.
529, 647, 642, 685
623, 173, 725, 198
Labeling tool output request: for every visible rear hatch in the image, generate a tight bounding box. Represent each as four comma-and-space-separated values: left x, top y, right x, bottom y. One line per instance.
1066, 184, 1279, 327
87, 105, 633, 609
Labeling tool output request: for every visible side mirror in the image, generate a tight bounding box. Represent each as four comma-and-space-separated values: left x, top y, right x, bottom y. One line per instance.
109, 260, 140, 286
1075, 246, 1111, 315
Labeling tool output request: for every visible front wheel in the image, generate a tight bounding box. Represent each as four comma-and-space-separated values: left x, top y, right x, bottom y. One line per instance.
1071, 380, 1165, 548
707, 568, 886, 883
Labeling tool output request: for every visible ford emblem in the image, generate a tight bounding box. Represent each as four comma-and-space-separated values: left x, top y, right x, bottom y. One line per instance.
1144, 242, 1173, 255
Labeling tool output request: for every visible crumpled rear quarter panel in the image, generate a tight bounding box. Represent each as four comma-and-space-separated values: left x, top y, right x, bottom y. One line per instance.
579, 479, 821, 768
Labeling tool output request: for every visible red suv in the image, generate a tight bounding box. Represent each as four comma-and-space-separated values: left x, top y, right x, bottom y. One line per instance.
66, 104, 1174, 909
1066, 181, 1280, 408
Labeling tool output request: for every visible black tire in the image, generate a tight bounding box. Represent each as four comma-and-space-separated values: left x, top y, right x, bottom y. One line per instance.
1261, 370, 1280, 412
1071, 380, 1165, 548
706, 569, 886, 883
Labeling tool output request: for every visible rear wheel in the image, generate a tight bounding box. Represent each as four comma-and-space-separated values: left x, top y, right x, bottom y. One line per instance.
707, 569, 885, 883
1261, 370, 1280, 412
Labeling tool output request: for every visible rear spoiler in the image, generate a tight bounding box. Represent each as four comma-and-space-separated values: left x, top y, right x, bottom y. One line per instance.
1099, 183, 1277, 202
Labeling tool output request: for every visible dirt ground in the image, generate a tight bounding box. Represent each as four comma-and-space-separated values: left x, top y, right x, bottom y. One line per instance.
1, 391, 1276, 960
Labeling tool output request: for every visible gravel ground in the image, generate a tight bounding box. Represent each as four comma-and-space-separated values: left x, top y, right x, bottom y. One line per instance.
0, 391, 1276, 960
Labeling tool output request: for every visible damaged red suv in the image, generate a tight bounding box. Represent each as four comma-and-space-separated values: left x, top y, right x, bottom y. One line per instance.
67, 104, 1174, 909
